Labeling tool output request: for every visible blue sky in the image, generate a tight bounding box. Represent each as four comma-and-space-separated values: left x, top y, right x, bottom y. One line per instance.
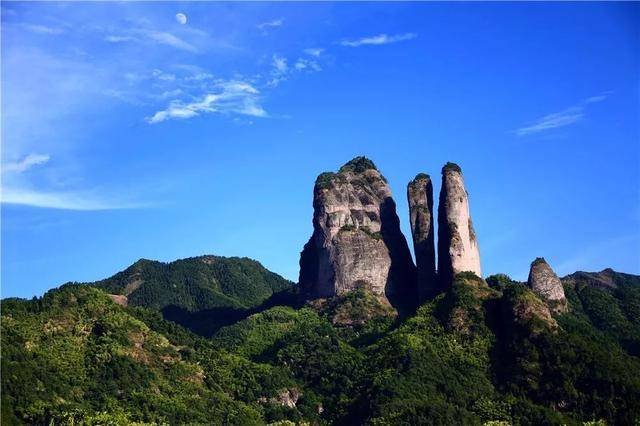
2, 2, 639, 298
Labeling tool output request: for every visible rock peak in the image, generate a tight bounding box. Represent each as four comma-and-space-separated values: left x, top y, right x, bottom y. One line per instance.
527, 257, 568, 313
338, 156, 378, 174
442, 162, 462, 174
299, 158, 416, 309
531, 257, 547, 267
437, 162, 481, 289
407, 172, 437, 301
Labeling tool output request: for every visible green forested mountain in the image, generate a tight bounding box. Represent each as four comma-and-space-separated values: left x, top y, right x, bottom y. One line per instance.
1, 285, 303, 425
2, 266, 640, 425
89, 256, 295, 336
94, 256, 293, 311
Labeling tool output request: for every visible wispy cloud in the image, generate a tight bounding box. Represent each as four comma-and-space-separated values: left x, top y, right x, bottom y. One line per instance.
1, 187, 143, 211
147, 81, 267, 124
267, 53, 321, 87
268, 54, 289, 87
258, 18, 284, 30
2, 154, 50, 173
23, 24, 64, 35
584, 94, 609, 104
141, 30, 197, 52
515, 107, 584, 136
105, 35, 138, 43
104, 29, 198, 52
339, 33, 417, 47
272, 55, 288, 74
303, 48, 324, 57
515, 92, 612, 137
1, 152, 144, 210
295, 58, 321, 71
152, 69, 176, 81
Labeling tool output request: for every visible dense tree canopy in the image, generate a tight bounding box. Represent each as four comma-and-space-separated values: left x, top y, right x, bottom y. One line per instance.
3, 267, 639, 425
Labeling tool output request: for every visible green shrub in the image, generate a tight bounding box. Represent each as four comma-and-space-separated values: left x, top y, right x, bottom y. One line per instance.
338, 156, 377, 174
442, 162, 462, 174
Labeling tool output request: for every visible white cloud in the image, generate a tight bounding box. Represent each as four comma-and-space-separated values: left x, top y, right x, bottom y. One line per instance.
2, 154, 50, 173
107, 30, 197, 52
268, 53, 322, 87
147, 81, 266, 124
23, 24, 64, 35
1, 187, 142, 211
105, 35, 138, 43
152, 69, 176, 81
267, 55, 289, 87
157, 89, 184, 99
258, 18, 283, 30
339, 33, 417, 47
303, 48, 324, 57
515, 92, 612, 137
272, 55, 288, 73
295, 58, 321, 71
185, 72, 214, 82
143, 30, 197, 52
584, 91, 613, 104
515, 107, 584, 136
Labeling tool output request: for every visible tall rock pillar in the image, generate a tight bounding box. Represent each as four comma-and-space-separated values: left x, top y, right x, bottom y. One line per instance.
437, 162, 482, 288
407, 173, 437, 300
299, 157, 417, 308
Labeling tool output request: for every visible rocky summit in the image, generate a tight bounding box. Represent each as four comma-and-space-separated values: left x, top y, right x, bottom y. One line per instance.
407, 173, 437, 301
437, 162, 482, 288
298, 156, 416, 307
527, 257, 568, 313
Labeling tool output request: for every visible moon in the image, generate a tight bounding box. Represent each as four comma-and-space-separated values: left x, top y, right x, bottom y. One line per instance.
176, 13, 187, 25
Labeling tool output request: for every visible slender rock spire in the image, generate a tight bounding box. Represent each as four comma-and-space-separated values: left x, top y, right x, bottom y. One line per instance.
407, 173, 437, 300
437, 162, 481, 288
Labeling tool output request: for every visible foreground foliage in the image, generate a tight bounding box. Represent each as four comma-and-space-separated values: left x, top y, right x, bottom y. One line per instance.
3, 269, 640, 425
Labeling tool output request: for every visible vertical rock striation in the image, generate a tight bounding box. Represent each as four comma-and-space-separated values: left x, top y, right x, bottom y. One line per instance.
407, 173, 437, 300
437, 162, 482, 288
527, 257, 568, 313
299, 157, 417, 308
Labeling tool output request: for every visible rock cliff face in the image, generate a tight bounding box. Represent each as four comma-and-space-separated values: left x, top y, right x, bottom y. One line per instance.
299, 157, 416, 307
437, 163, 482, 288
527, 258, 568, 313
407, 173, 437, 300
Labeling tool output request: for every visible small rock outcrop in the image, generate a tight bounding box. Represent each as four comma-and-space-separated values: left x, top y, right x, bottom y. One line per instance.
108, 294, 128, 307
437, 162, 482, 288
407, 173, 437, 300
501, 284, 559, 336
299, 157, 416, 307
527, 257, 568, 313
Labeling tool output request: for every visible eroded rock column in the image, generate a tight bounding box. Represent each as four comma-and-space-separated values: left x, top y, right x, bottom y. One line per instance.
437, 162, 482, 288
407, 173, 437, 300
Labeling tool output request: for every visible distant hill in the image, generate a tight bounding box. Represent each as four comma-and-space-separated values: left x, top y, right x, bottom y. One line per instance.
93, 255, 294, 311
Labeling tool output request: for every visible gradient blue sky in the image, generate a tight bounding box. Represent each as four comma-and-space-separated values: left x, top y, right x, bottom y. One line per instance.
2, 2, 639, 298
